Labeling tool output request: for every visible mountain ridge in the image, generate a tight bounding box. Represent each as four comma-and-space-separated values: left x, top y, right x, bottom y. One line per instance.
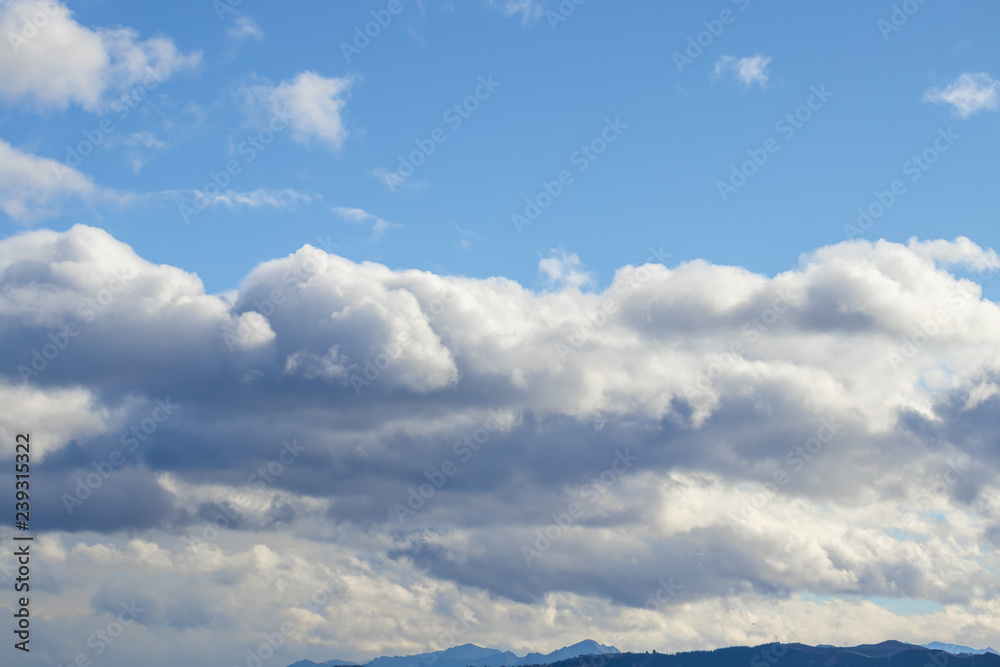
286, 640, 1000, 667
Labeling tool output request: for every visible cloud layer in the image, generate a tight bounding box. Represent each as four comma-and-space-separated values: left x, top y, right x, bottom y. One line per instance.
1, 226, 1000, 665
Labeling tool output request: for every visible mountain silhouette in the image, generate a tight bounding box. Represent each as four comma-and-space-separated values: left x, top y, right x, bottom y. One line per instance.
286, 640, 1000, 667
286, 640, 618, 667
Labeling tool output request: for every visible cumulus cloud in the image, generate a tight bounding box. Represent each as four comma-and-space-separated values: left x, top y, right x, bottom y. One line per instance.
0, 0, 200, 111
924, 72, 1000, 118
242, 71, 354, 151
3, 227, 1000, 663
713, 55, 772, 89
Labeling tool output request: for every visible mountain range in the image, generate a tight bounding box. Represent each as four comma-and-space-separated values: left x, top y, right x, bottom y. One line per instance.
286, 640, 1000, 667
287, 640, 619, 667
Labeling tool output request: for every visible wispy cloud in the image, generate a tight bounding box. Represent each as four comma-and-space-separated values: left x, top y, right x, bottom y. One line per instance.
924, 72, 1000, 118
713, 55, 772, 90
490, 0, 545, 25
0, 138, 99, 222
227, 15, 263, 41
165, 187, 317, 213
123, 131, 169, 174
334, 206, 399, 240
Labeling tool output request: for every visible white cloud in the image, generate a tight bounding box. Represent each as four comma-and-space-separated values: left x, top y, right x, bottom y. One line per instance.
538, 249, 593, 290
492, 0, 545, 24
0, 137, 99, 221
227, 14, 263, 41
3, 228, 1000, 661
334, 206, 399, 240
179, 187, 317, 212
713, 54, 772, 89
924, 72, 1000, 118
123, 130, 169, 174
0, 0, 200, 112
243, 71, 354, 152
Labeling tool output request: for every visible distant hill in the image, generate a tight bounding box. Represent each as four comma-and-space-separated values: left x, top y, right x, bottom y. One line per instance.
287, 640, 1000, 667
527, 642, 1000, 667
923, 644, 1000, 656
287, 640, 618, 667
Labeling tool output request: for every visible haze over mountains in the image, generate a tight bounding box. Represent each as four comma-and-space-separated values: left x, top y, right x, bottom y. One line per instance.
287, 640, 618, 667
285, 640, 1000, 667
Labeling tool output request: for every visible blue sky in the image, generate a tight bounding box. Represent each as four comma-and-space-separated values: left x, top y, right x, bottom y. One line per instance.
3, 2, 1000, 666
3, 0, 999, 297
